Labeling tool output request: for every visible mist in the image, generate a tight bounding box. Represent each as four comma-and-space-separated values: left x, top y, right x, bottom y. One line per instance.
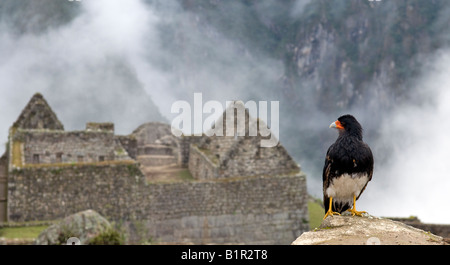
0, 0, 165, 150
359, 49, 450, 224
1, 0, 450, 224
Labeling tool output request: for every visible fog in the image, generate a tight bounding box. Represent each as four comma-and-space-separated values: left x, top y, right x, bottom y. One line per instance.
1, 0, 450, 224
0, 0, 164, 146
359, 50, 450, 223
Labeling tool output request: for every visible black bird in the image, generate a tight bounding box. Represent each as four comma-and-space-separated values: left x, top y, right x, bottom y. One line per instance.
323, 114, 374, 219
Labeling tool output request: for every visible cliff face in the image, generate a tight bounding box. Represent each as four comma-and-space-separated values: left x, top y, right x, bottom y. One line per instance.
288, 0, 446, 113
183, 0, 448, 112
292, 215, 447, 245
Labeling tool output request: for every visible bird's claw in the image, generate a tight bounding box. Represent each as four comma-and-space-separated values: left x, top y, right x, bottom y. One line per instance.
323, 209, 341, 220
347, 208, 366, 217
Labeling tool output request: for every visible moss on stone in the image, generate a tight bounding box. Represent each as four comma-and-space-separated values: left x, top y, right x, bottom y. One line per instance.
87, 228, 124, 245
12, 140, 23, 167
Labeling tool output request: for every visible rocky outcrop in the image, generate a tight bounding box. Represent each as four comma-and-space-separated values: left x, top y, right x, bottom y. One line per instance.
35, 210, 112, 245
292, 214, 447, 245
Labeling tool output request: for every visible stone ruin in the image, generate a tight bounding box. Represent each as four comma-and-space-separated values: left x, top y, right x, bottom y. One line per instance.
189, 101, 300, 180
0, 93, 309, 244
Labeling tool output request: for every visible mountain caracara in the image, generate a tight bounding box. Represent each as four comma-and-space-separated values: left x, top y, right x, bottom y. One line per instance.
323, 114, 374, 219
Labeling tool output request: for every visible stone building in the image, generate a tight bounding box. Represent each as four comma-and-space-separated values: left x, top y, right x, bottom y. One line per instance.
6, 93, 134, 166
189, 101, 300, 180
0, 93, 309, 244
132, 122, 180, 167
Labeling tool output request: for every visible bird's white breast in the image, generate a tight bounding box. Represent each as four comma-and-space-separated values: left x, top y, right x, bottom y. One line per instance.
326, 173, 369, 205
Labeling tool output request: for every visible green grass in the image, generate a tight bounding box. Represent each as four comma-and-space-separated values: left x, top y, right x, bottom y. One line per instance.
178, 169, 194, 181
0, 225, 48, 239
308, 199, 324, 230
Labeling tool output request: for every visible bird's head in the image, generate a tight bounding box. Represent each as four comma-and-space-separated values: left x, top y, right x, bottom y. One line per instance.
330, 114, 363, 139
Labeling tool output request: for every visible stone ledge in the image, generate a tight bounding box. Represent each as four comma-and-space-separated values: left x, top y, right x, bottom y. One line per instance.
14, 159, 137, 170
292, 214, 447, 245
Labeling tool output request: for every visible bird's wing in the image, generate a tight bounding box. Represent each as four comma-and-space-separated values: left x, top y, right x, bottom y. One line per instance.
322, 146, 334, 186
354, 142, 374, 200
360, 142, 374, 181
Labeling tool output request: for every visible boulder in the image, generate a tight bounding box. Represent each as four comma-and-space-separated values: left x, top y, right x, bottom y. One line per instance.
292, 214, 447, 245
35, 210, 112, 245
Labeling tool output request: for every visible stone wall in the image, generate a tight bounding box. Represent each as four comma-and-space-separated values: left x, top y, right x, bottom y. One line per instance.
136, 155, 177, 167
7, 162, 141, 222
116, 135, 138, 160
7, 162, 308, 244
178, 136, 202, 167
178, 136, 191, 167
131, 122, 183, 167
14, 130, 132, 164
190, 137, 300, 180
133, 173, 308, 244
86, 122, 114, 133
0, 154, 7, 222
187, 100, 301, 180
217, 137, 300, 178
188, 145, 219, 180
138, 145, 173, 156
132, 122, 173, 145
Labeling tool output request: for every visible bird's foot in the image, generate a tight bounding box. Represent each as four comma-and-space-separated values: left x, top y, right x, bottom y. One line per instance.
347, 208, 366, 217
323, 209, 341, 220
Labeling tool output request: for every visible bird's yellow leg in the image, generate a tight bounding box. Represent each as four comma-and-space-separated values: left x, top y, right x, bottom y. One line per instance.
323, 197, 341, 219
347, 195, 366, 217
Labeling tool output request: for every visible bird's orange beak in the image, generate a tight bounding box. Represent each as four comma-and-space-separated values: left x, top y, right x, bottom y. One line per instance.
330, 120, 344, 130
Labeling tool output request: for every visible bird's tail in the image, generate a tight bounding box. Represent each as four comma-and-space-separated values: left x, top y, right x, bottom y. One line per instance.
323, 195, 351, 214
323, 195, 330, 214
